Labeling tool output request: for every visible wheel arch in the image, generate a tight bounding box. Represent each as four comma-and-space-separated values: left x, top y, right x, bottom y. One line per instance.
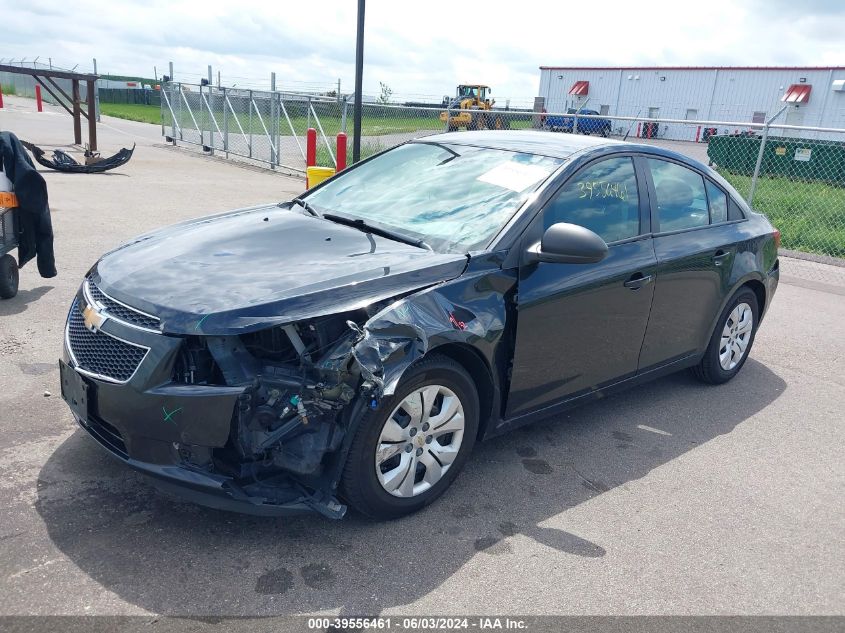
427, 342, 496, 441
702, 274, 767, 353
742, 278, 767, 322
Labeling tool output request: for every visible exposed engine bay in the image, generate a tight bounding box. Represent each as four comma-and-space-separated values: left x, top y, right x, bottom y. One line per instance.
169, 305, 389, 501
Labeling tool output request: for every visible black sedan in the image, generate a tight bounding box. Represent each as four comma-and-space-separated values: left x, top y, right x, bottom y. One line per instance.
60, 131, 780, 520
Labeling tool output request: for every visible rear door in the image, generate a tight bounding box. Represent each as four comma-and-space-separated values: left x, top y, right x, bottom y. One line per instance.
637, 157, 744, 369
506, 155, 657, 418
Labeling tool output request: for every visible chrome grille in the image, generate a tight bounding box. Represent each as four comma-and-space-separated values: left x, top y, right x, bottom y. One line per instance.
66, 298, 149, 382
86, 280, 160, 331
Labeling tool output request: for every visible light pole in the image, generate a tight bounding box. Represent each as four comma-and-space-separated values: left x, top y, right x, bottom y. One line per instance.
353, 0, 365, 163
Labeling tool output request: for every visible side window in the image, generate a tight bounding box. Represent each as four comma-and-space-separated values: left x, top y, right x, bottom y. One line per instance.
647, 159, 709, 232
728, 198, 746, 221
705, 180, 728, 223
543, 157, 640, 243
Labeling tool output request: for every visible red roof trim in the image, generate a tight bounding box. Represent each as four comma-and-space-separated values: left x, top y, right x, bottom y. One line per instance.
540, 65, 845, 71
568, 80, 589, 95
781, 84, 812, 103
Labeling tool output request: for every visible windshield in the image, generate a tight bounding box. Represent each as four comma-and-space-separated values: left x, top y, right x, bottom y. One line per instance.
305, 142, 563, 252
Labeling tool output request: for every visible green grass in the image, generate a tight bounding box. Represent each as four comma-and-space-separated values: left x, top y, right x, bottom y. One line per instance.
99, 103, 162, 124
107, 101, 535, 138
719, 170, 845, 259
1, 84, 17, 96
314, 142, 383, 168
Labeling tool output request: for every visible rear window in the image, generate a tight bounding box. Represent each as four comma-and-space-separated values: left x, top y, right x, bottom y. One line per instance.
728, 199, 746, 221
706, 181, 728, 223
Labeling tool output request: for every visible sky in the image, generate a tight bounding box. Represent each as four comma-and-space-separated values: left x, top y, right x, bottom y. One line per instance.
2, 0, 844, 105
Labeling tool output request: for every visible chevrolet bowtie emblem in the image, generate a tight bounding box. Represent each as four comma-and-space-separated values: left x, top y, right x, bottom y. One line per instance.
82, 303, 107, 332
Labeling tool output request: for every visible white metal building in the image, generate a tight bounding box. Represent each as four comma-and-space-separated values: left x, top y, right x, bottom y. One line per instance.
537, 66, 845, 140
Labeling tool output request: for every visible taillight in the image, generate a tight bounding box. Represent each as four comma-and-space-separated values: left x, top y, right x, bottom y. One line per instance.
773, 229, 781, 249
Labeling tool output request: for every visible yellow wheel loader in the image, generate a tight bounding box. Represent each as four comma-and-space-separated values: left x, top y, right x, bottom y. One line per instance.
440, 85, 509, 131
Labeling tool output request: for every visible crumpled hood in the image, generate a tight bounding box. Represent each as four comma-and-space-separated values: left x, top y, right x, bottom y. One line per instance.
93, 204, 468, 334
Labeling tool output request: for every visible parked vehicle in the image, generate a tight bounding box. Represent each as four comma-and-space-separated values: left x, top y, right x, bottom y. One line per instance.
61, 131, 780, 520
546, 108, 612, 136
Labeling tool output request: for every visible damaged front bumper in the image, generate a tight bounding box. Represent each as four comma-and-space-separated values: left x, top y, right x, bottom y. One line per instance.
60, 359, 346, 518
60, 283, 360, 518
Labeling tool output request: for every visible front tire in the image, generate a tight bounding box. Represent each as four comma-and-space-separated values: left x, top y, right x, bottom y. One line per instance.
340, 355, 479, 520
0, 254, 19, 299
692, 288, 759, 384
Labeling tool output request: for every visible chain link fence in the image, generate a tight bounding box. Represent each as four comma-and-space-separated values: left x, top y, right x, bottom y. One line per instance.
159, 81, 844, 284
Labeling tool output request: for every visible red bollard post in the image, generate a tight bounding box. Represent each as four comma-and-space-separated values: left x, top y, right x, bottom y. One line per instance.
305, 128, 317, 189
336, 132, 347, 171
35, 85, 43, 112
306, 128, 317, 167
0, 85, 4, 109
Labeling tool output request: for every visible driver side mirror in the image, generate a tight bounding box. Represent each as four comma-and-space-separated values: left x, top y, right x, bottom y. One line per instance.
526, 222, 609, 264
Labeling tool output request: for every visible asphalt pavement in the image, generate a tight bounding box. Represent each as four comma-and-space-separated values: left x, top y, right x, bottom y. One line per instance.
0, 95, 843, 618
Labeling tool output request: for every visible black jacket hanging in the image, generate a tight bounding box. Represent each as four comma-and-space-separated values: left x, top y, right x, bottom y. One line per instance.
0, 131, 57, 278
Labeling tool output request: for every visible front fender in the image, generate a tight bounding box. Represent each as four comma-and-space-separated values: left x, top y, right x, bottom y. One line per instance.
350, 257, 516, 398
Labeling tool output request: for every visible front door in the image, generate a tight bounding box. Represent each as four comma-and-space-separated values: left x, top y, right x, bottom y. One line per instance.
506, 156, 657, 418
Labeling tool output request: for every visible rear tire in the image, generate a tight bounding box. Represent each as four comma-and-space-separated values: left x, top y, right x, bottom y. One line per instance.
340, 354, 479, 520
0, 254, 19, 299
691, 288, 759, 384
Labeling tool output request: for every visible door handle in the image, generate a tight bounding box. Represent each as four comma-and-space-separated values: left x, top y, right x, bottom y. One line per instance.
623, 273, 653, 290
713, 250, 731, 266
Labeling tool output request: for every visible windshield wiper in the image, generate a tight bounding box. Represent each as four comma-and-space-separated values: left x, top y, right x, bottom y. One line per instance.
292, 197, 321, 218
323, 214, 432, 251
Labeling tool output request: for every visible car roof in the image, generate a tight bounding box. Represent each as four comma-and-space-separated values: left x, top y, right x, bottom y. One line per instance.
416, 130, 625, 159
415, 130, 717, 174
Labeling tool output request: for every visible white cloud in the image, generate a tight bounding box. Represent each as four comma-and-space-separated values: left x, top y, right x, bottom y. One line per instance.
1, 0, 843, 104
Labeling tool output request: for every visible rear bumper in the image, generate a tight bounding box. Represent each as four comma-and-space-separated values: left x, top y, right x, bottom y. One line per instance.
764, 258, 780, 317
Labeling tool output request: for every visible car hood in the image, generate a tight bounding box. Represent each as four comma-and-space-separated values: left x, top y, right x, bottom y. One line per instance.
92, 204, 469, 335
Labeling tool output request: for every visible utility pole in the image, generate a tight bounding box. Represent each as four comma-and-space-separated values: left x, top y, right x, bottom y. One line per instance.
352, 0, 365, 163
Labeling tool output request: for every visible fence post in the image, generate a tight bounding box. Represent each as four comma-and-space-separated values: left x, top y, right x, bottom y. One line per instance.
276, 92, 282, 169
748, 105, 787, 207
222, 87, 229, 157
177, 83, 183, 140
270, 73, 277, 169
248, 90, 253, 158
92, 58, 100, 122
341, 97, 348, 133
198, 83, 204, 147
207, 85, 215, 154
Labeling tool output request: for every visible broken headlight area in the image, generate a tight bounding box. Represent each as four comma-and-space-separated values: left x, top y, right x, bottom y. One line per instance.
169, 310, 377, 488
